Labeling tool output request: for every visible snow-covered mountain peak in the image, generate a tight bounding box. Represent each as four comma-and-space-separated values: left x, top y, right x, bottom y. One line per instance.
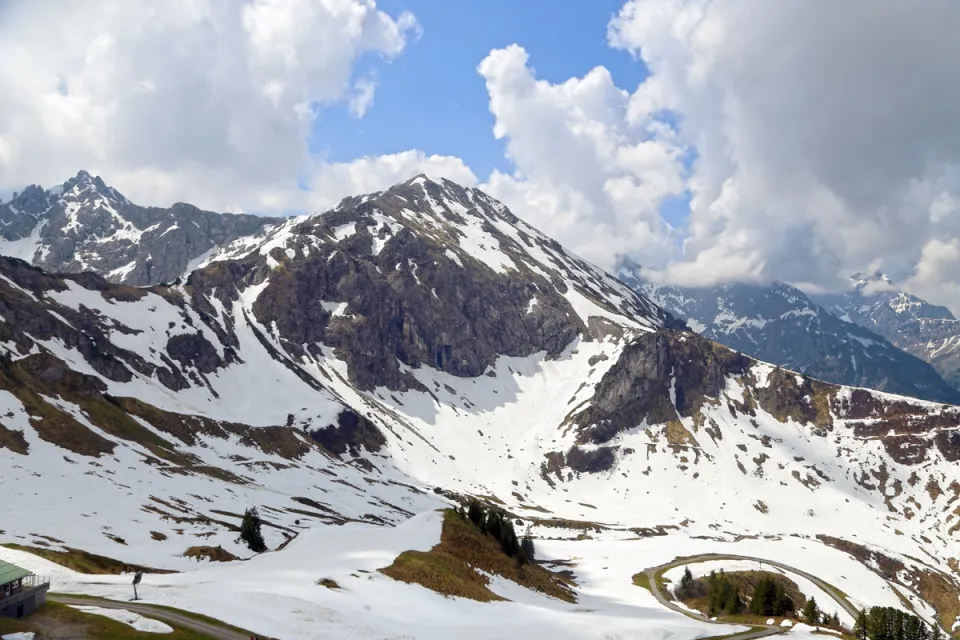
58, 169, 129, 205
0, 171, 280, 285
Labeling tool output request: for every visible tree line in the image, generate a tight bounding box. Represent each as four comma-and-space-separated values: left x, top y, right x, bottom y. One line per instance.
676, 568, 840, 625
459, 499, 536, 566
854, 607, 941, 640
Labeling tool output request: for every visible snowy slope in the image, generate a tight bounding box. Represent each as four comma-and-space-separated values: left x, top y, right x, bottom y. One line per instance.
0, 176, 958, 639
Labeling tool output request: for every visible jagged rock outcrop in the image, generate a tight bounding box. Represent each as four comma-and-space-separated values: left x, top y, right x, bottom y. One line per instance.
0, 170, 281, 285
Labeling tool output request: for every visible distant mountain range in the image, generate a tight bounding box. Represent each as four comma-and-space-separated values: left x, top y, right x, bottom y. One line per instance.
618, 260, 960, 404
0, 170, 280, 285
815, 272, 960, 391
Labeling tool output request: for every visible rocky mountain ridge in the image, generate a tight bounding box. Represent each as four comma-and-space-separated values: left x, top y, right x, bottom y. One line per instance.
0, 170, 281, 286
617, 260, 960, 404
816, 272, 960, 390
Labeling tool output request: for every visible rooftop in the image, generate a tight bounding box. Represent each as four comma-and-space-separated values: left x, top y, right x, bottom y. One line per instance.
0, 559, 32, 586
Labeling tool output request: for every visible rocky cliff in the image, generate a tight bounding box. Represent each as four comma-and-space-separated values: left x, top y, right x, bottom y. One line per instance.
0, 170, 281, 285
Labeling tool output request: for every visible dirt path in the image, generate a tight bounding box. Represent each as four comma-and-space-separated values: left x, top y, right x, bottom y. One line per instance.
49, 594, 261, 640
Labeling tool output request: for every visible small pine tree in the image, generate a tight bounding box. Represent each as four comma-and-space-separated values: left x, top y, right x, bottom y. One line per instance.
519, 533, 535, 566
677, 567, 696, 600
467, 499, 485, 528
239, 506, 267, 553
803, 597, 820, 625
931, 623, 942, 640
854, 609, 869, 640
500, 519, 519, 558
485, 509, 504, 541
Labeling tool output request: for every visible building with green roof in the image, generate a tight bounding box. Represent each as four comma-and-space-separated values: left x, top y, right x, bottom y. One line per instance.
0, 559, 49, 619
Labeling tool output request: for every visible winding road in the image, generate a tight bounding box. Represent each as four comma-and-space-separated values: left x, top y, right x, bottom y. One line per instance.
49, 594, 264, 640
641, 553, 858, 640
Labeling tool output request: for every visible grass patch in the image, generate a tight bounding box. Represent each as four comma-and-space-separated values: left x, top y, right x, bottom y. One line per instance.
0, 602, 216, 640
182, 545, 238, 563
380, 510, 577, 603
50, 595, 255, 637
317, 578, 342, 590
2, 544, 174, 575
633, 572, 653, 592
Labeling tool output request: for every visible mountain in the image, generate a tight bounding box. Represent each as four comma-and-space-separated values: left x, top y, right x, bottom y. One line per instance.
816, 272, 960, 390
0, 170, 281, 285
617, 260, 960, 404
0, 176, 958, 639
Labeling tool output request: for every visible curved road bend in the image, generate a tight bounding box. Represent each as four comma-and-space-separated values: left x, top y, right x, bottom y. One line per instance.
642, 553, 859, 640
49, 594, 262, 640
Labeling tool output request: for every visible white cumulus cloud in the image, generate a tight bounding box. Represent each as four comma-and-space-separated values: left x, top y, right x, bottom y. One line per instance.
476, 44, 687, 271
0, 0, 419, 213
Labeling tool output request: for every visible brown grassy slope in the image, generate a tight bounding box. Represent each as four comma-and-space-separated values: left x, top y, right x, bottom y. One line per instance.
0, 602, 218, 640
1, 543, 174, 575
380, 510, 577, 603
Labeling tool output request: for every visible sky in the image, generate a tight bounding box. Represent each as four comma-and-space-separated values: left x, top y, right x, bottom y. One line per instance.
1, 1, 959, 310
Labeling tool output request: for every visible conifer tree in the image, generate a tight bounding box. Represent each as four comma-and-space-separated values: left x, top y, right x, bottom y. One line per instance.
677, 567, 696, 600
467, 499, 485, 528
485, 509, 504, 541
239, 506, 267, 553
855, 609, 869, 640
519, 532, 535, 566
500, 519, 519, 558
803, 597, 820, 625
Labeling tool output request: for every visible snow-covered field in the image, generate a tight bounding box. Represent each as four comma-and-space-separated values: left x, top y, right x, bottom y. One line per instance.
2, 511, 741, 640
2, 507, 941, 640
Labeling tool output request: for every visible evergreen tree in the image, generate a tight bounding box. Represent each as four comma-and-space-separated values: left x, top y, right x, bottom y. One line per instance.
467, 499, 485, 528
519, 533, 536, 566
485, 509, 504, 542
749, 576, 793, 616
932, 623, 942, 640
855, 609, 869, 640
677, 567, 696, 600
803, 597, 820, 625
706, 570, 742, 616
239, 506, 267, 553
500, 519, 519, 558
775, 583, 794, 617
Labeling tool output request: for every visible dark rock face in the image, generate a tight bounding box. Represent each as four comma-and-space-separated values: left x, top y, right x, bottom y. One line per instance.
245, 177, 666, 392
572, 331, 751, 445
0, 170, 281, 286
308, 410, 386, 457
0, 257, 216, 392
619, 261, 960, 404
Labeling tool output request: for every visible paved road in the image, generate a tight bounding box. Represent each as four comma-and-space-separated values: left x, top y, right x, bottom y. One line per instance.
653, 554, 859, 619
49, 594, 262, 640
641, 553, 858, 640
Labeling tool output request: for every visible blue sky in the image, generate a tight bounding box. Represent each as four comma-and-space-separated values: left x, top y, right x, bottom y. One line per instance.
309, 0, 650, 179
